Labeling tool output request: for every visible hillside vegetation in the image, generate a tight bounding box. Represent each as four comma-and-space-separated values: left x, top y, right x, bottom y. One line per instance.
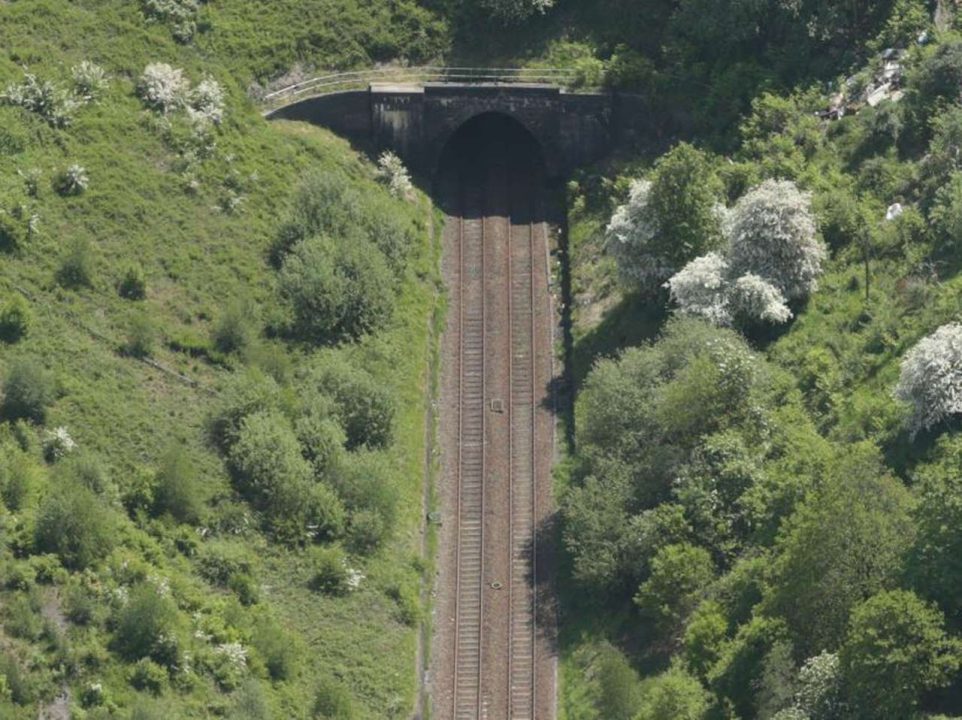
549, 1, 962, 719
0, 1, 449, 718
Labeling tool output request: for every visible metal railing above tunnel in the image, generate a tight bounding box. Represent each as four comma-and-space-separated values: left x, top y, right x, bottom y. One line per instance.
260, 66, 593, 111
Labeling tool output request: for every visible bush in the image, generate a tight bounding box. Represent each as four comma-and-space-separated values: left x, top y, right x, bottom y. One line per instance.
311, 360, 395, 450
118, 265, 147, 300
228, 410, 344, 542
635, 666, 711, 720
313, 676, 356, 718
57, 238, 94, 288
71, 61, 109, 102
1, 72, 76, 128
375, 151, 413, 200
60, 452, 111, 495
113, 584, 180, 665
0, 651, 34, 705
35, 479, 115, 570
138, 63, 189, 112
207, 369, 281, 451
55, 164, 88, 196
1, 361, 55, 423
0, 295, 30, 342
124, 312, 156, 357
295, 404, 345, 479
0, 450, 37, 512
211, 299, 254, 355
309, 545, 351, 595
895, 323, 962, 434
152, 447, 205, 523
634, 543, 715, 641
251, 617, 297, 681
279, 234, 394, 342
130, 658, 167, 694
0, 212, 26, 252
930, 172, 962, 253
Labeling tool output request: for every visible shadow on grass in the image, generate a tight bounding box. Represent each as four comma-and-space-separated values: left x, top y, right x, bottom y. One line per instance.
571, 291, 667, 390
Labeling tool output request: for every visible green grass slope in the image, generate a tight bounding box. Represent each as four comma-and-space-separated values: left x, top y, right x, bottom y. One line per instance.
0, 1, 447, 718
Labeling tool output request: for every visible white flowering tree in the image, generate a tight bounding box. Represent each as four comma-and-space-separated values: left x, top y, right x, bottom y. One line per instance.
731, 273, 792, 324
189, 77, 224, 126
727, 179, 825, 300
606, 179, 673, 288
664, 252, 731, 325
376, 151, 413, 200
895, 323, 962, 434
138, 63, 189, 113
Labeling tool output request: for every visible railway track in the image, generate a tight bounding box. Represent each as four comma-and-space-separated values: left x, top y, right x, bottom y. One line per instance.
445, 132, 544, 719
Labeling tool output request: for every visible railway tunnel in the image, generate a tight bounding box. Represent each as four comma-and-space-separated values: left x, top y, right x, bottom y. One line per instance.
431, 111, 558, 720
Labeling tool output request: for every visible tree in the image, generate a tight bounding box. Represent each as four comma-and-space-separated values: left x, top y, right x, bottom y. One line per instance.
152, 447, 206, 524
839, 590, 960, 719
114, 584, 180, 663
906, 437, 962, 620
606, 144, 723, 291
635, 543, 715, 642
895, 323, 962, 434
930, 172, 962, 252
1, 361, 54, 423
766, 444, 914, 656
279, 234, 394, 343
635, 666, 711, 720
664, 253, 732, 325
35, 479, 115, 570
726, 179, 825, 301
794, 652, 841, 720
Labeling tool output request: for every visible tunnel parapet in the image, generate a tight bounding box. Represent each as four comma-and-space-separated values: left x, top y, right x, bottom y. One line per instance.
266, 82, 621, 178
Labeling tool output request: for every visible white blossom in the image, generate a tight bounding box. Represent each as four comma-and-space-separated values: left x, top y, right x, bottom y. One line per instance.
43, 426, 77, 461
138, 63, 189, 113
795, 652, 841, 720
727, 179, 825, 300
376, 151, 413, 200
665, 252, 732, 325
71, 61, 109, 102
189, 77, 225, 126
895, 323, 962, 434
214, 642, 247, 669
2, 72, 77, 128
57, 164, 89, 196
605, 179, 673, 287
346, 566, 365, 590
731, 273, 793, 324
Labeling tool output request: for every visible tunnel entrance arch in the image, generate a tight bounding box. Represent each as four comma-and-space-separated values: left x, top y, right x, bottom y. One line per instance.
436, 111, 548, 187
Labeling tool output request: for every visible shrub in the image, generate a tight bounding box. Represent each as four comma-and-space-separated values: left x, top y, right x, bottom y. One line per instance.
730, 274, 792, 325
55, 164, 89, 196
0, 651, 34, 705
664, 252, 731, 325
895, 323, 962, 434
251, 617, 297, 681
71, 61, 109, 102
311, 360, 395, 450
0, 450, 39, 511
295, 406, 345, 479
1, 361, 55, 423
634, 543, 715, 641
228, 410, 344, 542
635, 666, 711, 720
312, 676, 356, 718
130, 658, 167, 694
279, 234, 394, 342
124, 312, 156, 358
1, 72, 76, 128
309, 545, 351, 595
930, 172, 962, 252
118, 265, 147, 300
606, 143, 723, 290
0, 212, 26, 252
0, 295, 30, 342
188, 77, 224, 126
60, 452, 111, 495
726, 179, 825, 301
57, 238, 94, 288
142, 0, 200, 43
207, 369, 281, 451
113, 584, 180, 664
42, 426, 76, 462
211, 299, 254, 355
152, 447, 205, 523
375, 151, 413, 200
35, 479, 115, 570
138, 63, 189, 113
